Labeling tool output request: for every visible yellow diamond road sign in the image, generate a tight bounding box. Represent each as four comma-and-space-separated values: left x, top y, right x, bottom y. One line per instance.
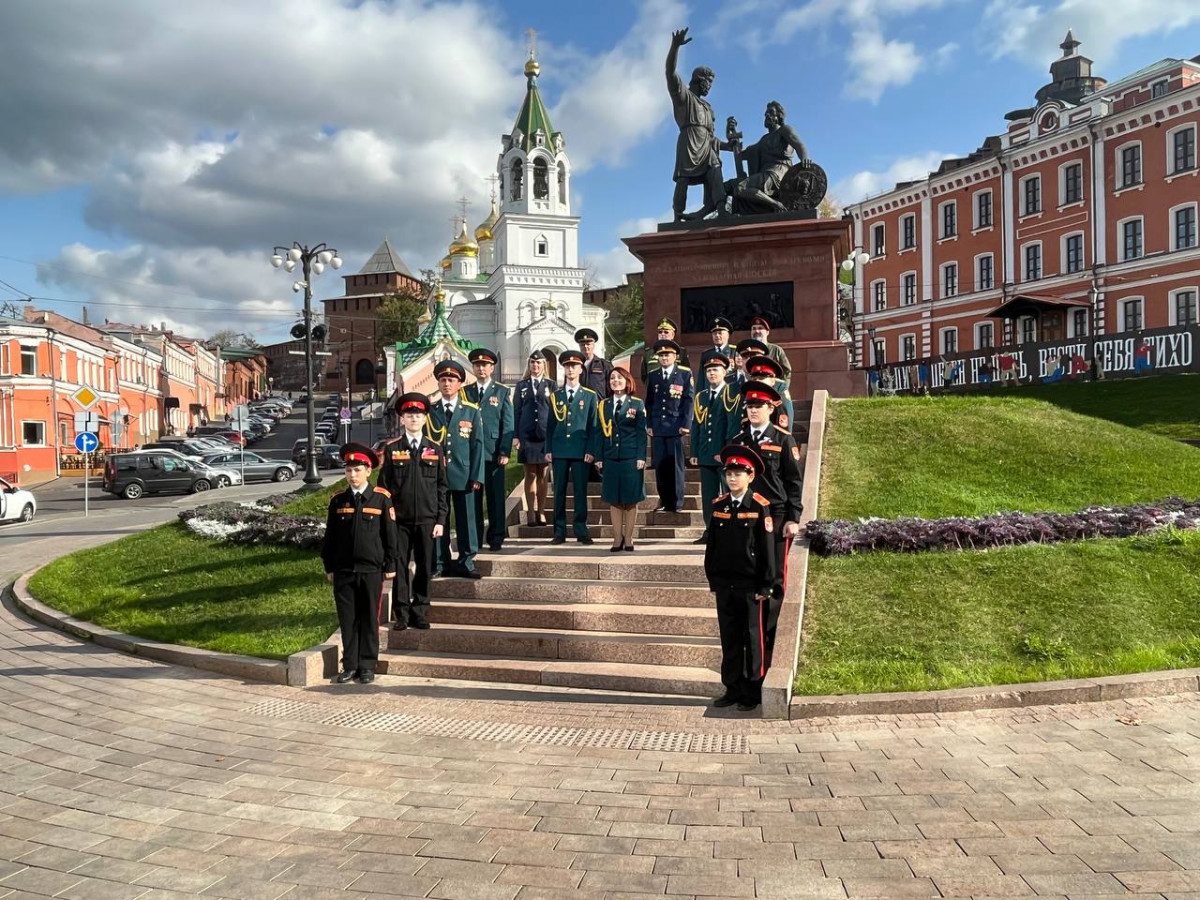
72, 385, 99, 409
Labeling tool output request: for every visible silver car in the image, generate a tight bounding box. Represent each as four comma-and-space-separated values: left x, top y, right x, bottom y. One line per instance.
200, 451, 297, 483
140, 448, 243, 487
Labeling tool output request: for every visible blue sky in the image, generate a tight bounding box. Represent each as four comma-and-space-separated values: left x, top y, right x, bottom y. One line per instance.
1, 0, 1198, 343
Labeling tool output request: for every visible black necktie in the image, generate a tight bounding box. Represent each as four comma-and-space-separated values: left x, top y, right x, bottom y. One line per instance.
410, 439, 418, 453
731, 497, 741, 511
443, 402, 452, 419
752, 430, 763, 444
567, 390, 574, 403
614, 399, 623, 415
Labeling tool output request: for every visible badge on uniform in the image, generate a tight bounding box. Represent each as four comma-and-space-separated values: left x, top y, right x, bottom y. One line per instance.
393, 450, 410, 461
489, 396, 499, 406
421, 447, 439, 460
669, 383, 683, 398
577, 399, 584, 409
458, 421, 473, 438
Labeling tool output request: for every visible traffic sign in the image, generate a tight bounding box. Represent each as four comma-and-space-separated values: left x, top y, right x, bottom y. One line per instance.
73, 411, 100, 434
71, 385, 99, 409
74, 432, 99, 453
230, 404, 252, 429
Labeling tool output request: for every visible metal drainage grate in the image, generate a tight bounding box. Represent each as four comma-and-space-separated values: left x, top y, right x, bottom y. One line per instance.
242, 699, 748, 754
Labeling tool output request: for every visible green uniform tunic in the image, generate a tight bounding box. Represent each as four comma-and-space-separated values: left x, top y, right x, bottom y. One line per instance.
689, 382, 743, 529
545, 384, 601, 540
598, 394, 647, 506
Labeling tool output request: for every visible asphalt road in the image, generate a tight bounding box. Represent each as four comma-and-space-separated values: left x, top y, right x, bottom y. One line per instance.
0, 400, 386, 586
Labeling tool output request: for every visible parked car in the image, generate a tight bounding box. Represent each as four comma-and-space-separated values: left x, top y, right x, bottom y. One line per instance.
140, 448, 243, 487
291, 436, 328, 466
295, 394, 309, 404
141, 440, 214, 459
200, 451, 296, 483
0, 476, 36, 523
210, 430, 248, 447
102, 452, 214, 499
312, 444, 344, 469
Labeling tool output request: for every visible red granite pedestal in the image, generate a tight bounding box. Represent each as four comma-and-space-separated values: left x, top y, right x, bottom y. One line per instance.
623, 217, 866, 401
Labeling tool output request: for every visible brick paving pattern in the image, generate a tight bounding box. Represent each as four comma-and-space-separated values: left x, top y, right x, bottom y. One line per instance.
2, 595, 1200, 899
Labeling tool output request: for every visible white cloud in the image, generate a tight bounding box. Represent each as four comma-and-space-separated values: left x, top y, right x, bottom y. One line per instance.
845, 30, 923, 103
581, 215, 662, 289
982, 0, 1200, 65
832, 150, 950, 202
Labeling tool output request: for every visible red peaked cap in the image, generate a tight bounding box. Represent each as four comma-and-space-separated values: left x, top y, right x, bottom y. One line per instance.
745, 355, 784, 379
741, 380, 781, 406
397, 392, 430, 414
340, 442, 377, 469
719, 444, 763, 476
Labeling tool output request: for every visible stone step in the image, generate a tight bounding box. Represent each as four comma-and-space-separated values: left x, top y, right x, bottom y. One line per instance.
387, 623, 720, 667
511, 509, 706, 527
582, 483, 701, 498
556, 495, 705, 511
376, 651, 722, 697
428, 576, 713, 608
426, 600, 717, 637
509, 524, 706, 540
476, 552, 706, 583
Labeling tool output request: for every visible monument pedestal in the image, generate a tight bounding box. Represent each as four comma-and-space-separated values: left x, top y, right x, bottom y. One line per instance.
624, 217, 865, 403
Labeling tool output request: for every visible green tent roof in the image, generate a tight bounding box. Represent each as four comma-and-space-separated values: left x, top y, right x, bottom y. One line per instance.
394, 298, 478, 367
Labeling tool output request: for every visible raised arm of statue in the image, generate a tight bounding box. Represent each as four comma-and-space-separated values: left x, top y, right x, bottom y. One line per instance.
666, 28, 691, 99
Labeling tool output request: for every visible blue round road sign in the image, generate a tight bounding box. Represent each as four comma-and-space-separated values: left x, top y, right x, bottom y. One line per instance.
74, 432, 99, 453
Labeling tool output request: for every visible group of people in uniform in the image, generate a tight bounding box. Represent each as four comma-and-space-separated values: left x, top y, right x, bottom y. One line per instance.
320, 314, 803, 710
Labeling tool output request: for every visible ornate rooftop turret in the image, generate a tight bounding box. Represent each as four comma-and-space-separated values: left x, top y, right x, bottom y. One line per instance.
448, 221, 478, 258
474, 197, 499, 243
510, 49, 562, 154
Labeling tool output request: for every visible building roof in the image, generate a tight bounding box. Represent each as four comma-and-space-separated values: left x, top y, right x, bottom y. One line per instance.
357, 237, 415, 278
512, 53, 561, 153
986, 293, 1091, 319
394, 293, 478, 367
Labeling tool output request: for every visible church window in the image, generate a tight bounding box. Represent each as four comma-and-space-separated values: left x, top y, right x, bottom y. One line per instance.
535, 236, 548, 257
533, 159, 549, 200
558, 163, 567, 204
510, 159, 523, 201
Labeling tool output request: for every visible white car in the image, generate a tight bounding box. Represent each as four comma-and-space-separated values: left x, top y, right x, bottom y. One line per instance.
0, 477, 37, 523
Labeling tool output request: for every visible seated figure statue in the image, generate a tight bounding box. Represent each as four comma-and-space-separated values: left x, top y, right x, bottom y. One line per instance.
726, 101, 813, 215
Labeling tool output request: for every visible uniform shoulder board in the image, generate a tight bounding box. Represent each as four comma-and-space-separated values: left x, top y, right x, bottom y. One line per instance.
678, 364, 691, 371
752, 492, 771, 507
714, 492, 730, 505
578, 386, 597, 395
373, 486, 392, 499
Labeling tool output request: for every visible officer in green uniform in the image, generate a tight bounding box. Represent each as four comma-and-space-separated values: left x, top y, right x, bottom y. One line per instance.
689, 352, 742, 544
466, 348, 514, 552
426, 360, 485, 578
596, 366, 647, 552
545, 350, 601, 544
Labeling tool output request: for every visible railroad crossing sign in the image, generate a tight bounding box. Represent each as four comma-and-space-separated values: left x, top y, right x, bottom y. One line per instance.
73, 411, 100, 434
74, 432, 99, 453
71, 385, 99, 409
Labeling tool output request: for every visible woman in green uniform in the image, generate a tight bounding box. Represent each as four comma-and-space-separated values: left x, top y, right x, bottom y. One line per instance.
596, 366, 646, 552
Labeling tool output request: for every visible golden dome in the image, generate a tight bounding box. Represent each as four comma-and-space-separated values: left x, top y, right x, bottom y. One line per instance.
524, 55, 540, 78
474, 198, 499, 242
439, 254, 451, 270
448, 222, 478, 258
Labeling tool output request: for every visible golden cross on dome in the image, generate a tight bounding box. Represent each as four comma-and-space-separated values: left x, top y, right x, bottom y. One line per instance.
525, 28, 538, 59
456, 195, 472, 227
484, 173, 500, 202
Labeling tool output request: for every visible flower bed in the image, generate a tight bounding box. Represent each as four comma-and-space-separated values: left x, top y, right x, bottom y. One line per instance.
179, 495, 325, 550
806, 497, 1200, 557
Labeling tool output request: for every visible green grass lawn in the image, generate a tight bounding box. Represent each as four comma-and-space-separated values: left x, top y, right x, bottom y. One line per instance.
799, 530, 1200, 695
28, 523, 335, 660
821, 389, 1200, 520
1007, 373, 1200, 441
802, 379, 1200, 695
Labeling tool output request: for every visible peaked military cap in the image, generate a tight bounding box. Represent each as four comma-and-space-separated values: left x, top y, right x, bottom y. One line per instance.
433, 359, 466, 381
655, 317, 677, 332
574, 328, 599, 343
397, 392, 431, 415
745, 355, 784, 380
701, 350, 730, 369
709, 316, 733, 332
736, 337, 770, 356
559, 349, 585, 365
653, 339, 681, 355
468, 348, 498, 365
740, 381, 782, 406
720, 444, 763, 476
340, 442, 378, 469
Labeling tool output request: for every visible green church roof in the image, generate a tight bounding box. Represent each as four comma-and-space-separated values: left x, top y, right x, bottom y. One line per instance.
394, 296, 478, 367
512, 54, 561, 153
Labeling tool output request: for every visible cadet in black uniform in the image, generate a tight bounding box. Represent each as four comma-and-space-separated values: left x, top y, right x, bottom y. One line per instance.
704, 445, 775, 711
733, 382, 803, 668
321, 443, 399, 683
379, 393, 448, 630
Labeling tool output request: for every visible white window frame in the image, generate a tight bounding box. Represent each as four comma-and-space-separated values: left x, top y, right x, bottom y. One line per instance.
1118, 215, 1145, 261
940, 262, 958, 299
871, 223, 886, 257
1115, 140, 1143, 189
1169, 287, 1199, 326
1152, 79, 1169, 99
19, 345, 37, 377
974, 252, 995, 291
534, 234, 549, 257
901, 271, 918, 305
899, 213, 917, 250
1022, 241, 1043, 282
870, 278, 887, 311
900, 333, 917, 361
1167, 123, 1197, 174
1017, 315, 1037, 345
974, 321, 995, 349
939, 326, 959, 355
939, 200, 957, 239
1058, 160, 1085, 206
973, 189, 993, 229
20, 420, 46, 446
1118, 296, 1145, 333
1170, 202, 1198, 251
1019, 173, 1042, 217
870, 338, 886, 366
1061, 232, 1086, 275
1068, 307, 1090, 339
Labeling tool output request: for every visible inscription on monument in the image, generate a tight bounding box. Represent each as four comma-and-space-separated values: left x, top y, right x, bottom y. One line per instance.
681, 281, 794, 334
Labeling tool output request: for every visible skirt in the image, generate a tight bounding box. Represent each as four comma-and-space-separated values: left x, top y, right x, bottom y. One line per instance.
518, 439, 547, 465
601, 458, 646, 506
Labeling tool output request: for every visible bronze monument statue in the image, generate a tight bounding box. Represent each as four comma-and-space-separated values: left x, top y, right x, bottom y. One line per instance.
664, 28, 828, 224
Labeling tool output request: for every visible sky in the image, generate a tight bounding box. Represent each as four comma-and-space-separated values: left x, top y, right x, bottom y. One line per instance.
1, 0, 1198, 344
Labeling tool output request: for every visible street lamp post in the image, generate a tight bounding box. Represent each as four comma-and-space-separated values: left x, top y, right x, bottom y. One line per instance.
270, 242, 342, 488
840, 247, 872, 366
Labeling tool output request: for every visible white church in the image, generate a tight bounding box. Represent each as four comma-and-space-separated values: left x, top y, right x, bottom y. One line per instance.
436, 50, 608, 382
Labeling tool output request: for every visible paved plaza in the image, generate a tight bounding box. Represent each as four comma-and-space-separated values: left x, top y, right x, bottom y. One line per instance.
2, 596, 1200, 900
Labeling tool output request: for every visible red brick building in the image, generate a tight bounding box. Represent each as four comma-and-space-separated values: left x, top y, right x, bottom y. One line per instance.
322, 238, 423, 397
846, 33, 1200, 368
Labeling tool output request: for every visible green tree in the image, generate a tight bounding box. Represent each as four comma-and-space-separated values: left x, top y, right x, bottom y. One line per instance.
603, 279, 645, 354
209, 329, 260, 349
376, 284, 428, 347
